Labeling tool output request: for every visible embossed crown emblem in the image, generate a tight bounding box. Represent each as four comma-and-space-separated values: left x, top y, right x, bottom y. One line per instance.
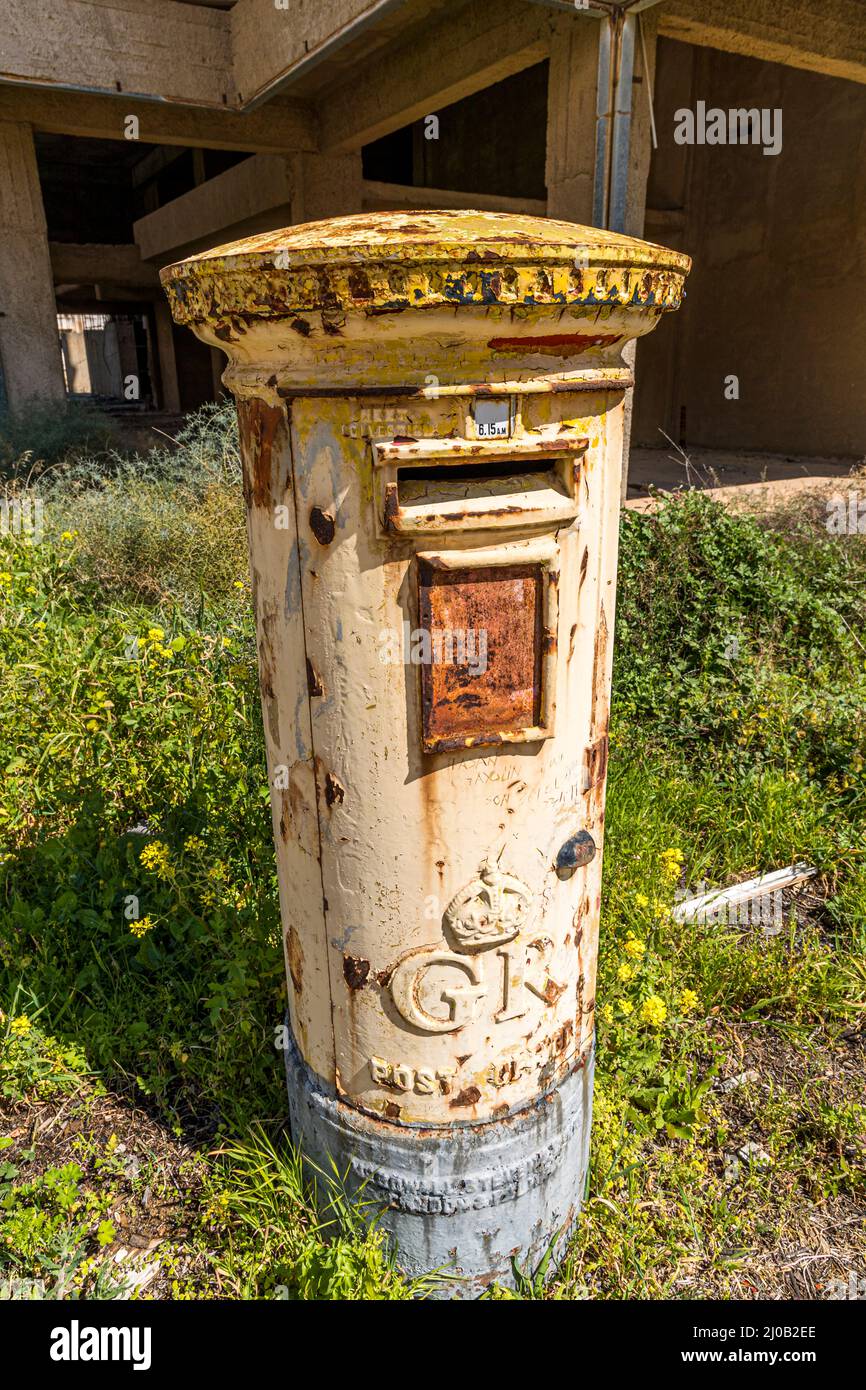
444, 861, 533, 952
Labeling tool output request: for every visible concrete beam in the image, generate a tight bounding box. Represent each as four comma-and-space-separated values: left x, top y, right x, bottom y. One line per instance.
361, 178, 547, 216
0, 0, 234, 107
50, 242, 159, 290
659, 0, 866, 86
232, 0, 407, 107
133, 154, 294, 261
318, 0, 551, 152
0, 82, 317, 153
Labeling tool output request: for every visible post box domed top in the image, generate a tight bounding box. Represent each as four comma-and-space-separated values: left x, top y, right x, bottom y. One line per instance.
160, 209, 690, 329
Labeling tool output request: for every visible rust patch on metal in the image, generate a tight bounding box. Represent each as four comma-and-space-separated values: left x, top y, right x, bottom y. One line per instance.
347, 269, 373, 300
539, 978, 568, 1007
582, 735, 609, 792
578, 546, 589, 593
236, 397, 287, 511
257, 606, 282, 747
590, 605, 609, 733
309, 505, 336, 545
450, 1086, 482, 1109
488, 332, 623, 355
213, 319, 246, 344
382, 482, 399, 533
324, 769, 345, 808
343, 955, 370, 990
285, 925, 304, 995
384, 1102, 402, 1120
306, 657, 324, 697
416, 558, 543, 749
583, 601, 611, 794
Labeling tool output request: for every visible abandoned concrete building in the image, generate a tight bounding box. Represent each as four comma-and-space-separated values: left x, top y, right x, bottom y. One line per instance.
1, 0, 864, 491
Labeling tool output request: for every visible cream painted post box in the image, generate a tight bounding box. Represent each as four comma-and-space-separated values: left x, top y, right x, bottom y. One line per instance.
161, 211, 689, 1296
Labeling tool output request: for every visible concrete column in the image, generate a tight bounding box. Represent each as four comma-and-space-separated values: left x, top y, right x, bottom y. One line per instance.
153, 301, 182, 413
0, 120, 65, 408
210, 346, 225, 399
545, 16, 599, 224
620, 11, 660, 500
290, 152, 364, 224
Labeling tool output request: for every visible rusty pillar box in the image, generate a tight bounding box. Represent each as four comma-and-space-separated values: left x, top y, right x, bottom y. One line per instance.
162, 211, 689, 1295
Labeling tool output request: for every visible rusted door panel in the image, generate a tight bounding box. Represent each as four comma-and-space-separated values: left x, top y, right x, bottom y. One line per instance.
417, 560, 542, 747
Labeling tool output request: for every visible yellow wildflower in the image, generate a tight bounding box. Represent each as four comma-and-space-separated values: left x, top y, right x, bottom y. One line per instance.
617, 963, 634, 983
147, 627, 164, 641
10, 1015, 31, 1035
640, 995, 667, 1027
600, 1003, 614, 1024
129, 915, 155, 939
635, 892, 649, 909
139, 841, 172, 878
679, 989, 699, 1014
619, 1000, 634, 1017
624, 936, 646, 959
184, 835, 206, 854
660, 847, 684, 884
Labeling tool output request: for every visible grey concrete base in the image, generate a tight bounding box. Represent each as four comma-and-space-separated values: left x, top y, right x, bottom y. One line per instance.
284, 1038, 595, 1298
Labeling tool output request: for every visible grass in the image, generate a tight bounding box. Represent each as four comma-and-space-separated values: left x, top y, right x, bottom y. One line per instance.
0, 407, 863, 1299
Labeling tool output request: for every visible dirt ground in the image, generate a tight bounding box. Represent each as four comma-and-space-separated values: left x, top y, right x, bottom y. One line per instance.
627, 446, 863, 515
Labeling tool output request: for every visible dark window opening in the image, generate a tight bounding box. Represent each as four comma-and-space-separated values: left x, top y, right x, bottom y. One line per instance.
36, 133, 253, 244
362, 61, 548, 199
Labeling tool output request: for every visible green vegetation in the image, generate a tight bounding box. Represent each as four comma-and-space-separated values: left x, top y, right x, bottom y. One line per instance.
0, 400, 119, 474
1, 409, 863, 1299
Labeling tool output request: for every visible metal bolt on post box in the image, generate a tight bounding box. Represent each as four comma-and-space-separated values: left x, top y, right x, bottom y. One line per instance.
161, 211, 690, 1296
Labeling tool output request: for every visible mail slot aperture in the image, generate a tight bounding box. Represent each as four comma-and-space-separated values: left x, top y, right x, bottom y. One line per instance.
375, 433, 587, 536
